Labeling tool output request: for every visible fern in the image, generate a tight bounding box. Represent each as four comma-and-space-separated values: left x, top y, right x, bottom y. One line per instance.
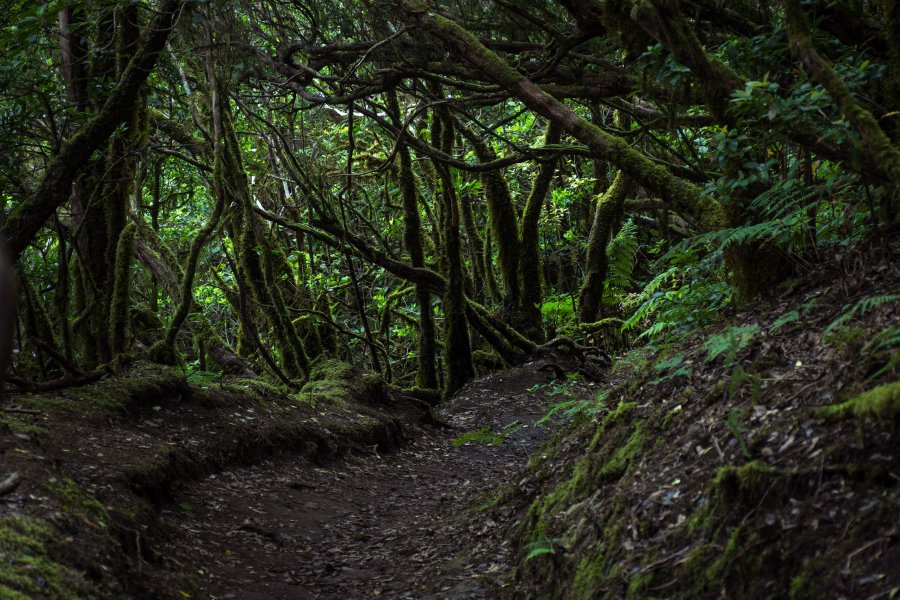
603, 219, 638, 305
726, 407, 751, 458
649, 354, 691, 385
621, 266, 679, 332
769, 310, 800, 333
719, 216, 795, 248
750, 180, 819, 219
863, 326, 900, 355
704, 325, 759, 364
535, 389, 609, 425
862, 326, 900, 380
623, 268, 731, 341
525, 537, 561, 560
823, 294, 899, 337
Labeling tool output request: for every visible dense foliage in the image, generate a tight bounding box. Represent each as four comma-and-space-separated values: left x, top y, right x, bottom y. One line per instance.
0, 0, 896, 398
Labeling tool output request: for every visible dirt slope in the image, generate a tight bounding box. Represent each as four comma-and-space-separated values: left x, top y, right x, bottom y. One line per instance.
508, 238, 899, 599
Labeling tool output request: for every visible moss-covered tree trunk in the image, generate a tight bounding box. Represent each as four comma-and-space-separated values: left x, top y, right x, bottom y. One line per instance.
457, 124, 522, 315
0, 0, 183, 261
433, 108, 475, 397
519, 122, 562, 341
0, 241, 13, 378
221, 104, 310, 380
108, 223, 136, 359
578, 172, 631, 323
386, 90, 438, 389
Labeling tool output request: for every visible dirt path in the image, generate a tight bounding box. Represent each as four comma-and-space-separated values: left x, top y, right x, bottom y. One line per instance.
158, 363, 593, 599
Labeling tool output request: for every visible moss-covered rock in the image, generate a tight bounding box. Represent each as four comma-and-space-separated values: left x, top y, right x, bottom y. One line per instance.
297, 358, 387, 407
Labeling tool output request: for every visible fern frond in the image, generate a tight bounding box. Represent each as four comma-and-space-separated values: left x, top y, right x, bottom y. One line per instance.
823, 294, 899, 337
769, 310, 800, 333
604, 219, 639, 304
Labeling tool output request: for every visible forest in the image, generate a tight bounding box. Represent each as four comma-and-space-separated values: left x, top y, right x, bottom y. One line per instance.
0, 0, 897, 598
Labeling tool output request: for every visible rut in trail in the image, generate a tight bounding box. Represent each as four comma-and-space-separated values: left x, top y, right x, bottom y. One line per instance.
158, 363, 593, 599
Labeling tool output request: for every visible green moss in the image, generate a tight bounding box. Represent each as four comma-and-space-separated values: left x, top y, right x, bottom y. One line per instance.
823, 325, 866, 356
598, 426, 645, 483
683, 505, 717, 537
16, 366, 188, 416
789, 574, 817, 600
524, 403, 644, 562
661, 405, 684, 429
452, 427, 505, 446
525, 459, 585, 538
626, 570, 657, 599
297, 359, 384, 408
681, 526, 769, 596
684, 542, 719, 579
44, 478, 109, 529
609, 347, 653, 381
712, 460, 779, 510
588, 401, 636, 451
0, 414, 46, 435
815, 381, 900, 423
0, 583, 30, 600
571, 512, 626, 599
0, 516, 91, 599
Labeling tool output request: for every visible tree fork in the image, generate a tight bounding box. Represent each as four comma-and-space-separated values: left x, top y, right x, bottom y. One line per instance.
131, 215, 256, 378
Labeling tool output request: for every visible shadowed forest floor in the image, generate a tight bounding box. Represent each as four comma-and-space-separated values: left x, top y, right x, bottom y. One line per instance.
156, 365, 580, 599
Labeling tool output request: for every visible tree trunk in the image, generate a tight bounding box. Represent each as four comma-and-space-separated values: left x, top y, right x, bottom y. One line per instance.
519, 122, 562, 341
578, 172, 632, 323
433, 108, 475, 397
386, 90, 438, 389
